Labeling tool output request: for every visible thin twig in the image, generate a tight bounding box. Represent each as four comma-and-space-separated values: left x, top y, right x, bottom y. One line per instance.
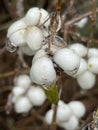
68, 30, 98, 44
0, 47, 6, 55
3, 0, 17, 18
16, 0, 24, 17
65, 8, 98, 27
50, 104, 57, 130
0, 69, 30, 79
0, 69, 17, 79
16, 101, 50, 127
86, 0, 97, 57
0, 86, 12, 93
17, 49, 29, 68
79, 113, 92, 130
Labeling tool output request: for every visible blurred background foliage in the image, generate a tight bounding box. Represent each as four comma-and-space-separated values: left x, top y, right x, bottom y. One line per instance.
0, 0, 98, 130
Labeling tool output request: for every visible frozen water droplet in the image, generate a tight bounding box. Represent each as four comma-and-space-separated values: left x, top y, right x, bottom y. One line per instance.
5, 38, 17, 53
53, 35, 67, 47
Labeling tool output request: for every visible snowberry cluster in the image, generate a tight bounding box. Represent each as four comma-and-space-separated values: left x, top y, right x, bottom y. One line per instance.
7, 6, 98, 118
30, 49, 57, 85
68, 43, 98, 90
53, 42, 98, 90
7, 7, 50, 55
7, 7, 64, 86
45, 100, 86, 130
7, 7, 98, 90
11, 74, 46, 113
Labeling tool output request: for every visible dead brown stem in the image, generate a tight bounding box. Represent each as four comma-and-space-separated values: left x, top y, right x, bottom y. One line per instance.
65, 8, 98, 27
50, 104, 57, 130
68, 30, 98, 44
16, 0, 24, 17
0, 69, 30, 79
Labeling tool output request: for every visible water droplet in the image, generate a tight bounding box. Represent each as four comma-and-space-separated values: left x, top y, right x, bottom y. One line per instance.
53, 35, 67, 47
5, 38, 17, 53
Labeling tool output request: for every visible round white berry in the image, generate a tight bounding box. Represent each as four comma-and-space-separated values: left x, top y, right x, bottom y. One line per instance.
74, 58, 87, 77
24, 7, 50, 27
59, 115, 79, 130
24, 7, 41, 25
12, 86, 25, 97
74, 17, 88, 28
56, 102, 72, 123
54, 48, 80, 74
88, 48, 98, 57
9, 29, 26, 46
27, 85, 46, 106
24, 26, 43, 51
14, 96, 32, 113
32, 49, 47, 63
7, 19, 27, 38
20, 44, 37, 56
30, 57, 56, 85
45, 109, 53, 125
69, 43, 87, 57
7, 18, 26, 47
88, 57, 98, 74
45, 101, 72, 125
14, 74, 31, 90
77, 71, 96, 90
68, 101, 86, 118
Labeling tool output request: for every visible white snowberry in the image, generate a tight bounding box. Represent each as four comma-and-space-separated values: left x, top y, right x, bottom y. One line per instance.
7, 19, 27, 46
27, 85, 46, 106
88, 48, 98, 57
24, 26, 44, 51
45, 109, 53, 125
12, 86, 25, 97
24, 7, 41, 25
12, 86, 26, 103
45, 100, 72, 125
14, 74, 31, 90
7, 19, 26, 37
88, 56, 98, 74
68, 101, 86, 118
30, 57, 56, 85
69, 43, 87, 57
56, 102, 72, 123
74, 58, 87, 77
9, 29, 26, 46
77, 71, 96, 90
24, 7, 50, 27
74, 17, 88, 28
54, 48, 80, 75
14, 96, 32, 113
59, 115, 79, 130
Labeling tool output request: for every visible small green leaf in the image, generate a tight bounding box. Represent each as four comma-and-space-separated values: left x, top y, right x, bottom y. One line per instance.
44, 85, 59, 104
